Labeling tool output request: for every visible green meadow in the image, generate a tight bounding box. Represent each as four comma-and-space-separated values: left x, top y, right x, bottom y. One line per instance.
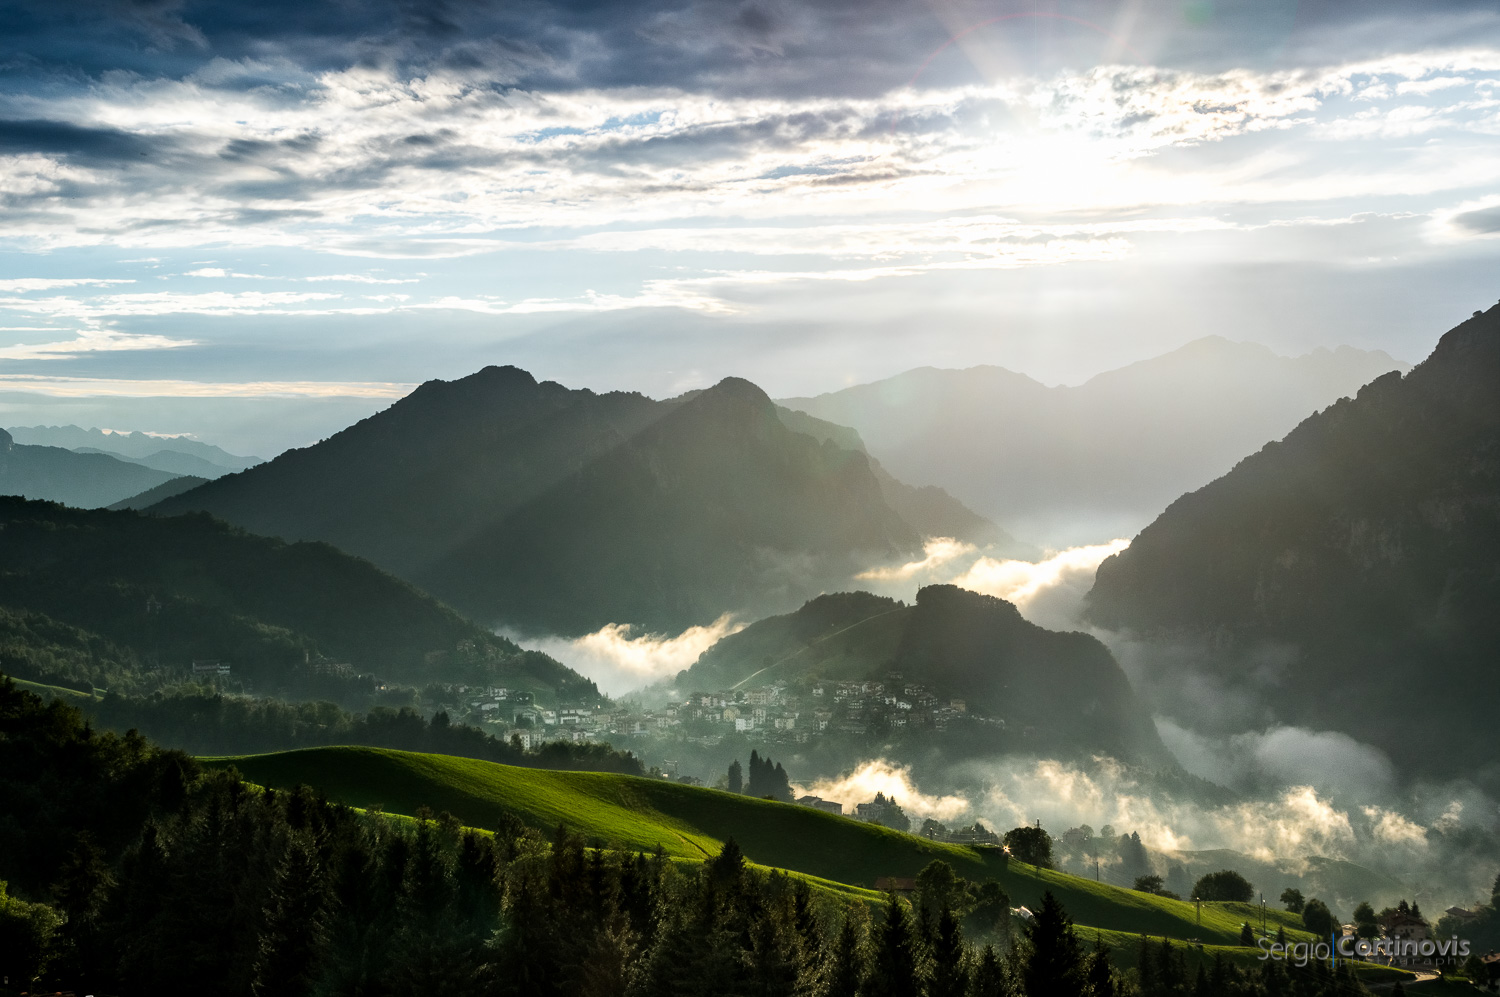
210, 745, 1357, 955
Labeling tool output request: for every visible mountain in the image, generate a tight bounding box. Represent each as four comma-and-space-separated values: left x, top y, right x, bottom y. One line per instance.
153, 366, 995, 635
780, 338, 1409, 546
674, 584, 1169, 765
0, 496, 595, 703
1085, 304, 1500, 787
108, 475, 209, 510
8, 424, 262, 473
421, 377, 920, 634
0, 428, 184, 507
75, 446, 238, 479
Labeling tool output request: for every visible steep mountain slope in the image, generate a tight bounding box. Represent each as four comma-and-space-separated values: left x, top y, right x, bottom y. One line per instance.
1085, 304, 1500, 785
8, 424, 262, 472
674, 584, 1168, 765
423, 377, 920, 634
0, 428, 183, 507
0, 496, 594, 701
154, 367, 982, 635
780, 339, 1408, 545
109, 475, 209, 510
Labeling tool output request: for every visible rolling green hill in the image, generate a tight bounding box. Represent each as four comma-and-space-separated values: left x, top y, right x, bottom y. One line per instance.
212, 745, 1317, 948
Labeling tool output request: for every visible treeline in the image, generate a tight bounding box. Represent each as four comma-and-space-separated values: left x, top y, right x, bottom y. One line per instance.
74, 682, 645, 776
2, 679, 1376, 996
727, 749, 794, 801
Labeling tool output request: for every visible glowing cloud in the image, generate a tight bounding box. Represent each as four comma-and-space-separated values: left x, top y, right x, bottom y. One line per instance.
798, 759, 970, 822
514, 615, 745, 697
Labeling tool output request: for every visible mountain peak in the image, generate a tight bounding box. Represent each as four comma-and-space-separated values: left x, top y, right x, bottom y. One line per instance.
0, 427, 11, 452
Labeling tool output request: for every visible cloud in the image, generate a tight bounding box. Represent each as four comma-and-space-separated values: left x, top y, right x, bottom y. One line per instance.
0, 328, 195, 361
0, 278, 135, 292
511, 615, 745, 697
1155, 720, 1399, 800
856, 538, 1130, 631
797, 758, 970, 822
0, 375, 415, 398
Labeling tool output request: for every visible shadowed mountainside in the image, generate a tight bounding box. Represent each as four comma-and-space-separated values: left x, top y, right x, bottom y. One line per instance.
153, 367, 1000, 635
1086, 304, 1500, 787
674, 584, 1169, 765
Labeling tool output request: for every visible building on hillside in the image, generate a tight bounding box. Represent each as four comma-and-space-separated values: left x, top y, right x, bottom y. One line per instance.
1443, 905, 1479, 923
945, 823, 1001, 846
796, 795, 843, 815
1378, 911, 1430, 944
873, 877, 917, 894
191, 659, 230, 677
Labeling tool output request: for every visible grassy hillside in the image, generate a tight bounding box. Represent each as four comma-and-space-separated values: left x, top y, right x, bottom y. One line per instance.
212, 745, 1319, 947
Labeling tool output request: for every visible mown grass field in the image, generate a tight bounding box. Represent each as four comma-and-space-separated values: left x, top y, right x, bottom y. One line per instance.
11, 676, 100, 703
210, 745, 1330, 950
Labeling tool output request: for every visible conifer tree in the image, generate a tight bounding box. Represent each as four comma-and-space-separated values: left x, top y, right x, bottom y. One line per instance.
926, 905, 968, 997
1083, 936, 1115, 997
1023, 892, 1084, 997
251, 837, 330, 997
969, 945, 1006, 997
825, 915, 864, 997
729, 759, 744, 794
864, 891, 922, 997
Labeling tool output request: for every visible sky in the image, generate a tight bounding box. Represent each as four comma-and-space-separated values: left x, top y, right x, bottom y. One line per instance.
2, 0, 1500, 456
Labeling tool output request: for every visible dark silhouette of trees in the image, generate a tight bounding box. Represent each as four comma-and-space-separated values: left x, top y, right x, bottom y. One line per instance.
1302, 898, 1335, 937
1280, 888, 1305, 913
1004, 826, 1054, 868
1192, 870, 1253, 903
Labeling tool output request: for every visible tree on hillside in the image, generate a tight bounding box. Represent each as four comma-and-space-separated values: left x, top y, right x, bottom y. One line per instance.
1353, 902, 1378, 940
1302, 898, 1335, 938
1191, 870, 1253, 903
915, 860, 968, 926
970, 945, 1005, 997
744, 751, 794, 802
1118, 831, 1150, 882
1134, 875, 1179, 898
1492, 870, 1499, 906
865, 891, 921, 997
1239, 923, 1255, 946
1023, 891, 1084, 997
926, 906, 967, 997
727, 759, 742, 795
1280, 888, 1305, 914
1003, 826, 1053, 868
964, 882, 1010, 939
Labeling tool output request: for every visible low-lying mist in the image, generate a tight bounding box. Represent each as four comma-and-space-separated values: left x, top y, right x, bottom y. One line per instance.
504, 615, 743, 697
857, 537, 1130, 631
799, 750, 1499, 911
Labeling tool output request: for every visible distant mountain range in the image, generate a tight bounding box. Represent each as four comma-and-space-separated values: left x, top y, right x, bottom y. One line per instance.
0, 428, 182, 508
780, 338, 1409, 546
152, 366, 1011, 635
0, 496, 595, 702
8, 425, 263, 475
673, 584, 1170, 766
0, 425, 264, 509
1086, 305, 1500, 789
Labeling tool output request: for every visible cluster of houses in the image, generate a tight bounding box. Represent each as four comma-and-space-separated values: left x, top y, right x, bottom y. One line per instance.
460, 676, 998, 751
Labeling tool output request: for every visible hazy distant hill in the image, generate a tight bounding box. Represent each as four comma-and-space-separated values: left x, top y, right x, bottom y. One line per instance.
154, 366, 998, 635
674, 584, 1169, 765
780, 338, 1408, 545
9, 424, 262, 474
108, 475, 209, 510
1086, 305, 1500, 787
0, 496, 594, 701
0, 428, 183, 508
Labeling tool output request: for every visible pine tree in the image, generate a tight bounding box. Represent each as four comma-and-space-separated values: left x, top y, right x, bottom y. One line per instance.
1084, 937, 1115, 997
251, 837, 330, 997
969, 945, 1006, 997
864, 891, 922, 997
926, 906, 968, 997
825, 915, 864, 997
577, 912, 638, 997
749, 750, 764, 796
1022, 892, 1084, 997
1491, 870, 1500, 907
729, 760, 744, 794
1239, 923, 1255, 946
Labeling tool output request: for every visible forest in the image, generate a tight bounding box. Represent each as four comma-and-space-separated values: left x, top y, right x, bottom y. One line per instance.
2, 677, 1383, 997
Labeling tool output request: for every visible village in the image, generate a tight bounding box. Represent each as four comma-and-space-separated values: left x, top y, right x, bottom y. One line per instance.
447, 675, 1001, 753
